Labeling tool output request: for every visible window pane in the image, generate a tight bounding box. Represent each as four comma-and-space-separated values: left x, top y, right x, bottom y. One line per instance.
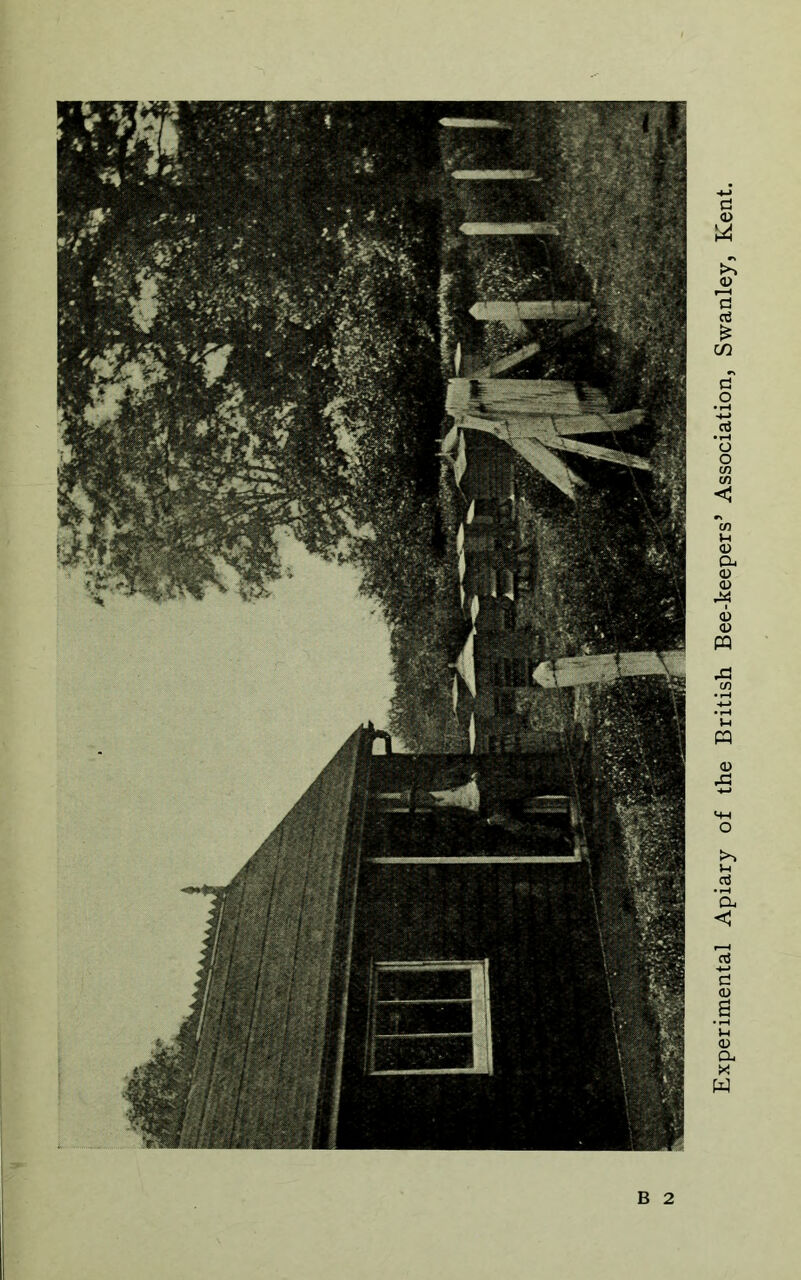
377, 966, 472, 1002
374, 1035, 474, 1072
376, 1000, 474, 1036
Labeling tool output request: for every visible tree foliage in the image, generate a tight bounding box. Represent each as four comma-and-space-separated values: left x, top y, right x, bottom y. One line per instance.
58, 100, 441, 603
122, 1014, 196, 1147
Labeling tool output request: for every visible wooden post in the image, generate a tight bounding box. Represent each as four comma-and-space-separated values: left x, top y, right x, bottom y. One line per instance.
532, 650, 686, 688
453, 398, 650, 492
452, 169, 540, 181
461, 221, 560, 237
447, 377, 590, 417
550, 409, 644, 435
439, 117, 512, 130
446, 381, 643, 433
542, 436, 652, 470
470, 301, 590, 322
457, 414, 650, 469
511, 437, 584, 499
473, 340, 542, 378
448, 377, 574, 416
559, 315, 592, 340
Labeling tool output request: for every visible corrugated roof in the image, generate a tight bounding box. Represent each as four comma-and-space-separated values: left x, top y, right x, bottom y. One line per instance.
179, 726, 373, 1148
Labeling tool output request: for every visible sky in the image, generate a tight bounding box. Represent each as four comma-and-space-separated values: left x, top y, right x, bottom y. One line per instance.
58, 538, 394, 1146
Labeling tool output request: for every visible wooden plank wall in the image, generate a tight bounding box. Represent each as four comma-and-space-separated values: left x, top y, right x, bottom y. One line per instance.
369, 751, 573, 801
335, 861, 629, 1150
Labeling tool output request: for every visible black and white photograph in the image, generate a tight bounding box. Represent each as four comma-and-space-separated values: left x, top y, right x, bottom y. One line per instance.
57, 100, 686, 1152
6, 0, 801, 1274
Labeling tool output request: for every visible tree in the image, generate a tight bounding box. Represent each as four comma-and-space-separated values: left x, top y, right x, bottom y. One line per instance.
58, 100, 443, 604
59, 102, 355, 602
122, 1015, 196, 1148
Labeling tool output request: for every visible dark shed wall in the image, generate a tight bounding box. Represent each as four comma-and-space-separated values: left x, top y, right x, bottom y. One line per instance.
179, 727, 371, 1148
370, 751, 572, 798
336, 860, 629, 1150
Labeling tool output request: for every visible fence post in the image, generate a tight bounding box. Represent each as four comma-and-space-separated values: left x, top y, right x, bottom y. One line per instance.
470, 301, 590, 322
472, 340, 542, 377
461, 221, 560, 237
532, 651, 686, 687
452, 169, 540, 181
439, 117, 512, 130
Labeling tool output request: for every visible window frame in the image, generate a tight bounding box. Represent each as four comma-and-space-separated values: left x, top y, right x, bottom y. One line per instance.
367, 797, 583, 865
365, 959, 493, 1077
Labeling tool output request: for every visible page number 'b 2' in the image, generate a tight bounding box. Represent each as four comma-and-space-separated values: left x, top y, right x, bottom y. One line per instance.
638, 1191, 674, 1205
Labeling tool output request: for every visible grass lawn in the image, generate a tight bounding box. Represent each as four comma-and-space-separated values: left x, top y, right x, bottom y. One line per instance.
437, 101, 686, 1143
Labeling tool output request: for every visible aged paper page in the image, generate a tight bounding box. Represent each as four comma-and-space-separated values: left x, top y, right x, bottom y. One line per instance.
2, 1, 799, 1276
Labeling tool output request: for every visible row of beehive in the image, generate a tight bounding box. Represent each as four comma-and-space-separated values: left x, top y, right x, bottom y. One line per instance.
449, 435, 561, 757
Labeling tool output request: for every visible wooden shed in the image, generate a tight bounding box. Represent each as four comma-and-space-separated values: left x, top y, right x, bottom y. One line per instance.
178, 725, 630, 1150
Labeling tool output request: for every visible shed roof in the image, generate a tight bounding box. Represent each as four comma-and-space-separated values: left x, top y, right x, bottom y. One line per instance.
178, 725, 373, 1148
455, 628, 477, 698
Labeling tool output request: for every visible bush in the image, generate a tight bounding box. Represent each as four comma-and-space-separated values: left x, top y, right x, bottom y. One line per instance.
122, 1015, 195, 1147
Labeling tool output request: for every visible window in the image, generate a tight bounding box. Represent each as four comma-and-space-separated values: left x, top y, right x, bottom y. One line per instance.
367, 961, 492, 1075
366, 793, 582, 864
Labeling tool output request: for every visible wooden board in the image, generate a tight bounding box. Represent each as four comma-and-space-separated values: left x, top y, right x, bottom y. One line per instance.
548, 435, 651, 470
452, 169, 541, 181
533, 650, 686, 688
471, 300, 590, 322
460, 410, 643, 439
550, 410, 643, 435
512, 436, 585, 500
558, 315, 592, 340
469, 414, 650, 467
461, 221, 560, 237
439, 117, 512, 130
447, 377, 584, 417
473, 339, 542, 378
